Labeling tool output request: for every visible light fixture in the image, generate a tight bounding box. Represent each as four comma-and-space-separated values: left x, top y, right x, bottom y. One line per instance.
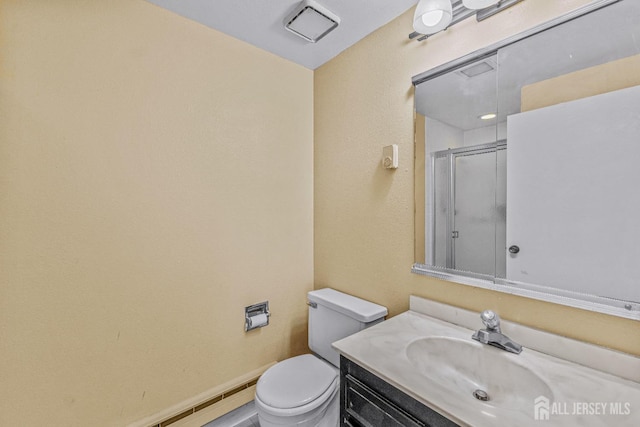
479, 113, 497, 120
410, 0, 525, 42
284, 0, 340, 43
413, 0, 453, 35
463, 0, 500, 10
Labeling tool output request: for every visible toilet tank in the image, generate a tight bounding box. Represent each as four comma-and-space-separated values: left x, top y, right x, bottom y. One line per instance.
308, 288, 387, 367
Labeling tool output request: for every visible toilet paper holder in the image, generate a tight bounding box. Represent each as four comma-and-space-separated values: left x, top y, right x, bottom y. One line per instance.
245, 301, 270, 332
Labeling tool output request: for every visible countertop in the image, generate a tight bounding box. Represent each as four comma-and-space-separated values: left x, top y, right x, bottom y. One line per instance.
333, 309, 640, 426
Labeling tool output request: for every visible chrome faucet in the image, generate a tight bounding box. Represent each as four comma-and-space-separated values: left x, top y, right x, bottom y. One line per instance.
472, 310, 522, 354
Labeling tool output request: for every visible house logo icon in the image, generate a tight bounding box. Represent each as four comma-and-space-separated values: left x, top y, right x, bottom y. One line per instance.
534, 395, 550, 421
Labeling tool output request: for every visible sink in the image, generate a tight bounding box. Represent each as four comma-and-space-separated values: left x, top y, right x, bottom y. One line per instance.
405, 336, 553, 409
333, 307, 640, 427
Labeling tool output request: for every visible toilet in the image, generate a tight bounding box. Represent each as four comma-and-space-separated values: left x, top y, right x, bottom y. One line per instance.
255, 288, 387, 427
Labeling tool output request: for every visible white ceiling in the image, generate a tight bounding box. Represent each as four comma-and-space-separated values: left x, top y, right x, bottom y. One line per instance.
145, 0, 418, 70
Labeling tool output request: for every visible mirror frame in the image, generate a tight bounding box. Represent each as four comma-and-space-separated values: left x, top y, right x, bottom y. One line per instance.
411, 0, 639, 321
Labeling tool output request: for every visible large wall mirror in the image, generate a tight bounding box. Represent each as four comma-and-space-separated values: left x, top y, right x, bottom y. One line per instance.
413, 0, 640, 320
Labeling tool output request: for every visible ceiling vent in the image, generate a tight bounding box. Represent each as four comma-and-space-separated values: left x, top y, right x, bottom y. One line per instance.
284, 0, 340, 43
457, 59, 496, 78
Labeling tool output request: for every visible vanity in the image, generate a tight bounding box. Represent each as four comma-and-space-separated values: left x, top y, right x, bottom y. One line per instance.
340, 355, 458, 427
333, 296, 640, 426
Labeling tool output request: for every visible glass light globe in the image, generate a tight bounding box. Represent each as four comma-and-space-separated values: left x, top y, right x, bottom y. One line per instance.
413, 0, 453, 35
422, 10, 444, 27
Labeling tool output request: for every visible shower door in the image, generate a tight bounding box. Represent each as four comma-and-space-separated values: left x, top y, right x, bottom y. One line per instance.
429, 142, 506, 276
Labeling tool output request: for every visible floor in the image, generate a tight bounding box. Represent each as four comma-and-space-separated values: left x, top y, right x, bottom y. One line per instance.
202, 401, 259, 427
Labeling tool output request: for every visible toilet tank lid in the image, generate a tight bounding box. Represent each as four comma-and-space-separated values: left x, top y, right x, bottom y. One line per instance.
308, 288, 387, 322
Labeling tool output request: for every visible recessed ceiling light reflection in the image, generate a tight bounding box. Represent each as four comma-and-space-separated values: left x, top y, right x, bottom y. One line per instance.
479, 113, 497, 120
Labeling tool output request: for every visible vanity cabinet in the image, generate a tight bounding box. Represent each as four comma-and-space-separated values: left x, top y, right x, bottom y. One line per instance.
340, 356, 459, 427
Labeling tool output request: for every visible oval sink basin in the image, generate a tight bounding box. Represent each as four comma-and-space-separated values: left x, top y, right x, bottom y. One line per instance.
405, 337, 553, 410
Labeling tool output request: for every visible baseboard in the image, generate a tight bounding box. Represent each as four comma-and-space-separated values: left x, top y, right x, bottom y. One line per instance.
128, 362, 275, 427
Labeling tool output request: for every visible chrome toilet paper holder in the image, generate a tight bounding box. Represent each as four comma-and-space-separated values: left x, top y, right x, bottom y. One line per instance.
245, 301, 270, 332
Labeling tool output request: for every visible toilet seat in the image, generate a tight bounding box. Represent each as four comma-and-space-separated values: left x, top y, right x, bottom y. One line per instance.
256, 354, 339, 417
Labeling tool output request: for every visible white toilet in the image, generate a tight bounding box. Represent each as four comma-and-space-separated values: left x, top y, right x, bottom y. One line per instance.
255, 288, 387, 427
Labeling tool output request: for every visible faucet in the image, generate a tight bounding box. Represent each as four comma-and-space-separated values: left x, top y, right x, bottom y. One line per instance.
472, 310, 522, 354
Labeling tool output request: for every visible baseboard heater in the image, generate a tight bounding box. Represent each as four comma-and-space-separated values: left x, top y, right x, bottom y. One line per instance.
129, 362, 275, 427
152, 378, 258, 427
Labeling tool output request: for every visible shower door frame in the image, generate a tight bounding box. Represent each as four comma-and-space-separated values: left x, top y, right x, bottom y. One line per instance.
427, 140, 506, 273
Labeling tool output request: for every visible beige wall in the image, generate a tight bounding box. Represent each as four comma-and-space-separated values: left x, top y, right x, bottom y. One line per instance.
522, 53, 640, 111
0, 1, 313, 426
315, 0, 640, 356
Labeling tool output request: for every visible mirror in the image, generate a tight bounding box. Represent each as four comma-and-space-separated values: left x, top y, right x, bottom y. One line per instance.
413, 0, 640, 319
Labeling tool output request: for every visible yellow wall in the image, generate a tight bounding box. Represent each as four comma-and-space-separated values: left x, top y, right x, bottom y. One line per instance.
314, 0, 640, 356
0, 1, 313, 426
522, 53, 640, 111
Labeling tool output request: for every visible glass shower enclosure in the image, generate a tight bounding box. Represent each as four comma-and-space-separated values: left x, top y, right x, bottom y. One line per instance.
428, 141, 506, 278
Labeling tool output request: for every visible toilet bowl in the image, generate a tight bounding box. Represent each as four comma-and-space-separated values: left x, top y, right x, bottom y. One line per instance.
255, 289, 387, 427
255, 355, 339, 427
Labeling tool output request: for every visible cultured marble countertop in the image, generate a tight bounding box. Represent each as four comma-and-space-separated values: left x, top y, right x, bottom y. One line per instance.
333, 309, 640, 426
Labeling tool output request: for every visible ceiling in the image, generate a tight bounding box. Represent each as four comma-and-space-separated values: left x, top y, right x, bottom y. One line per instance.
145, 0, 418, 70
